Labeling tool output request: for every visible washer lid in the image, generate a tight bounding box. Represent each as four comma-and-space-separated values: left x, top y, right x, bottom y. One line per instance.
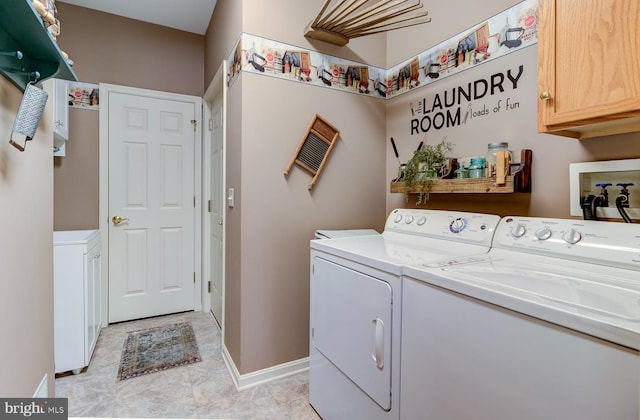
405, 250, 640, 349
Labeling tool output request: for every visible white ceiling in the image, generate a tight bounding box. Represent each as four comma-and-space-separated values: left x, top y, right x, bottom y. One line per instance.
57, 0, 217, 35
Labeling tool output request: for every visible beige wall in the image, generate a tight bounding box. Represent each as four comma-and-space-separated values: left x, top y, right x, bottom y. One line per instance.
210, 0, 388, 375
55, 4, 204, 95
386, 0, 521, 66
204, 0, 242, 87
53, 3, 205, 230
53, 108, 99, 230
239, 75, 386, 373
242, 0, 387, 68
0, 78, 55, 396
203, 0, 245, 373
223, 75, 243, 370
384, 2, 640, 216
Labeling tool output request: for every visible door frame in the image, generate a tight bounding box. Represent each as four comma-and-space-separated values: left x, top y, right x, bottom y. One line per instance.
99, 83, 203, 325
201, 61, 227, 331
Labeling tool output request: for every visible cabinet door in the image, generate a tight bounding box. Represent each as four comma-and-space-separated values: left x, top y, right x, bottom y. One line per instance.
538, 0, 640, 132
85, 245, 101, 362
311, 257, 393, 410
53, 79, 69, 156
54, 244, 85, 373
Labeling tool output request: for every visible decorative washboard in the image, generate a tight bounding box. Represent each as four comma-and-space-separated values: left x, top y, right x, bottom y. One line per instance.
284, 114, 340, 190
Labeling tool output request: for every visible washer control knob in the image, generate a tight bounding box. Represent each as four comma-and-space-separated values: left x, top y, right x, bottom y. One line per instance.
510, 224, 527, 238
394, 213, 403, 223
449, 218, 468, 233
416, 216, 427, 226
535, 227, 552, 241
563, 228, 583, 245
404, 215, 414, 224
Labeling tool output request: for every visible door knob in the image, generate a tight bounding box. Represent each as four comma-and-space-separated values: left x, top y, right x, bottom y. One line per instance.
112, 215, 129, 225
217, 220, 223, 226
539, 91, 551, 100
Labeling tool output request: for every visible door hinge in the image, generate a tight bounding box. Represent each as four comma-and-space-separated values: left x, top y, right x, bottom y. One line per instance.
207, 281, 211, 293
194, 272, 196, 283
208, 200, 212, 213
191, 119, 197, 132
194, 196, 196, 208
208, 118, 213, 131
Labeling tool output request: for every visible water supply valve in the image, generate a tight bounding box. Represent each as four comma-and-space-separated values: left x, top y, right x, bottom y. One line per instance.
581, 183, 611, 220
616, 183, 634, 208
595, 183, 612, 207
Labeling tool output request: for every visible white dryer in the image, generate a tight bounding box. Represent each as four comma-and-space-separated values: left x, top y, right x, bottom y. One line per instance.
309, 209, 500, 420
402, 216, 640, 420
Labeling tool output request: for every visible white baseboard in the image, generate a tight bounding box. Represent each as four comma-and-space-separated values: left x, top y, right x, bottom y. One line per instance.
33, 374, 48, 398
221, 344, 309, 391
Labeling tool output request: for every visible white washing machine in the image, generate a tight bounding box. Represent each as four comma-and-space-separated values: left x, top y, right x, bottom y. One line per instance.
309, 209, 500, 420
402, 216, 640, 420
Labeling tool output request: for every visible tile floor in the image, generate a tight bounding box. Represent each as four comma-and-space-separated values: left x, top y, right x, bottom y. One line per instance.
55, 311, 320, 419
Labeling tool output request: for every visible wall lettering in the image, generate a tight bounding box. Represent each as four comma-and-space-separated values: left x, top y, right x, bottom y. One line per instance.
410, 65, 524, 135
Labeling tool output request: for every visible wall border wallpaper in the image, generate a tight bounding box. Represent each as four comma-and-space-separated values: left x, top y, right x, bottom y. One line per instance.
226, 0, 537, 100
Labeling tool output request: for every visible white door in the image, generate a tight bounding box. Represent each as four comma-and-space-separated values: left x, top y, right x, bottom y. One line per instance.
108, 90, 196, 323
210, 90, 224, 326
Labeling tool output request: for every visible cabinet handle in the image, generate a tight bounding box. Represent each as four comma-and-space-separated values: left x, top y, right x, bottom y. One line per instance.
539, 91, 551, 101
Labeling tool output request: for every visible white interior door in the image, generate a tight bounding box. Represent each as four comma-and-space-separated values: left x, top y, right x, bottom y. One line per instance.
210, 90, 224, 326
108, 90, 196, 323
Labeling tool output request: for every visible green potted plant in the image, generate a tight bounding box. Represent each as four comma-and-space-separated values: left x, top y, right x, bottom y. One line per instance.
402, 138, 454, 204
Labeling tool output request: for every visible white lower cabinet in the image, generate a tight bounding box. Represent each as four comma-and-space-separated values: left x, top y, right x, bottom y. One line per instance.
54, 230, 102, 374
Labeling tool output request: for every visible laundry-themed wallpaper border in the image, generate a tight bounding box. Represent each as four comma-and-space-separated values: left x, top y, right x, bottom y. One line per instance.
226, 0, 537, 99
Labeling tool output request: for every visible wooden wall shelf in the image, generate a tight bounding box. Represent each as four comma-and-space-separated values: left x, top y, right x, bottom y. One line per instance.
391, 149, 532, 194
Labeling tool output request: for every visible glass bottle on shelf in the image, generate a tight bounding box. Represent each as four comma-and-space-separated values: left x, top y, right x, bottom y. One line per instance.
467, 157, 486, 178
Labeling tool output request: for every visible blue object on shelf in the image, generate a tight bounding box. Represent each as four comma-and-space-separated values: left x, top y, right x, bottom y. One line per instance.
467, 157, 486, 178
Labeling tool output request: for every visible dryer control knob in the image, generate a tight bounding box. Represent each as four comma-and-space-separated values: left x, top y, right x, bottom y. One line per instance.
416, 216, 427, 226
535, 227, 552, 240
394, 213, 403, 223
510, 224, 527, 238
563, 228, 582, 245
404, 215, 414, 224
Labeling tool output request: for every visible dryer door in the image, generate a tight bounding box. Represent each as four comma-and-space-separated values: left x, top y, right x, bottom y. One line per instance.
312, 257, 393, 410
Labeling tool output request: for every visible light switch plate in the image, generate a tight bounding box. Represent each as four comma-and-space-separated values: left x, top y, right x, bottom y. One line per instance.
227, 188, 235, 208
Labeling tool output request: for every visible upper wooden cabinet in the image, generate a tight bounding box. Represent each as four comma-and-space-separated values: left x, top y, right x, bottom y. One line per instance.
537, 0, 640, 138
